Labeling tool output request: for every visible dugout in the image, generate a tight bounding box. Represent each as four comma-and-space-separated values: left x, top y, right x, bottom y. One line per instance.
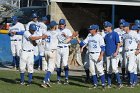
50, 0, 140, 38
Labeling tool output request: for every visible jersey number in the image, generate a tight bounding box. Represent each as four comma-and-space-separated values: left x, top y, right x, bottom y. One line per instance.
93, 44, 97, 48
46, 36, 51, 42
129, 40, 132, 44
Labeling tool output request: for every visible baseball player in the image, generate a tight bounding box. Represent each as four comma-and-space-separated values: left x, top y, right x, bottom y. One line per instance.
104, 21, 122, 88
26, 13, 43, 70
122, 22, 140, 88
81, 45, 90, 83
56, 19, 76, 84
38, 16, 48, 71
131, 25, 140, 86
41, 20, 59, 88
114, 19, 126, 80
78, 24, 106, 89
41, 20, 76, 87
20, 24, 47, 86
9, 16, 25, 70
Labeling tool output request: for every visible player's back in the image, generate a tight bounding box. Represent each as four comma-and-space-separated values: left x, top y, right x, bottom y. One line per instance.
9, 22, 25, 40
44, 30, 59, 50
22, 31, 34, 50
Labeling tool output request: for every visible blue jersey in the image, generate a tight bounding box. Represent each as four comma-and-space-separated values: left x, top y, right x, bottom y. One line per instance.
104, 31, 120, 56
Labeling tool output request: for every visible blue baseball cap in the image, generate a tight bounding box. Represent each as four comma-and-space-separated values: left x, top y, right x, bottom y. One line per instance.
11, 16, 18, 21
122, 22, 130, 27
135, 19, 140, 25
29, 24, 37, 31
88, 24, 99, 30
49, 21, 58, 27
59, 19, 66, 25
103, 21, 112, 27
41, 16, 48, 21
131, 25, 139, 30
119, 19, 125, 24
31, 13, 38, 18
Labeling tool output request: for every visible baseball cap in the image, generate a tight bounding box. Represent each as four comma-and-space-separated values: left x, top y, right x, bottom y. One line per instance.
103, 21, 112, 27
88, 24, 99, 30
42, 16, 48, 21
121, 22, 130, 27
131, 25, 139, 30
59, 19, 66, 25
31, 13, 38, 18
29, 24, 37, 31
49, 21, 58, 27
11, 16, 18, 21
119, 19, 125, 24
135, 19, 140, 25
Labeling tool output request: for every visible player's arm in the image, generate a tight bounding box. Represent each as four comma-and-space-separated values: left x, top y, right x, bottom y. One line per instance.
114, 33, 120, 57
98, 36, 105, 62
29, 34, 47, 41
135, 34, 140, 55
63, 31, 78, 43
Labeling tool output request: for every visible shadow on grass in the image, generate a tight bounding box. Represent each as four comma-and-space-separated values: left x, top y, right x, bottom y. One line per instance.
68, 76, 89, 88
0, 78, 17, 84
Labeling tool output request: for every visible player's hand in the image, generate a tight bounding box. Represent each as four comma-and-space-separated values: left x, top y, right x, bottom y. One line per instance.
113, 52, 118, 57
135, 50, 139, 55
80, 47, 84, 53
42, 34, 48, 39
97, 55, 103, 62
10, 31, 16, 35
72, 31, 78, 38
62, 32, 67, 37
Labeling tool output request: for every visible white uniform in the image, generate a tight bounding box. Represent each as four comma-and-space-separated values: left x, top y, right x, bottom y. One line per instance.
9, 22, 25, 56
38, 22, 47, 71
114, 28, 125, 67
123, 31, 139, 73
20, 31, 34, 73
83, 33, 105, 76
56, 28, 72, 68
135, 32, 140, 74
26, 21, 41, 56
44, 30, 59, 72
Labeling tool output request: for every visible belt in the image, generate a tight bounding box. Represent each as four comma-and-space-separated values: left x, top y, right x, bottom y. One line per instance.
57, 46, 68, 48
23, 49, 33, 52
125, 49, 136, 52
11, 39, 21, 41
89, 52, 100, 54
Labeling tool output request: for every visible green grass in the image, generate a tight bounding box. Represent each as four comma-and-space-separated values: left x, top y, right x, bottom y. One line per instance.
0, 70, 139, 93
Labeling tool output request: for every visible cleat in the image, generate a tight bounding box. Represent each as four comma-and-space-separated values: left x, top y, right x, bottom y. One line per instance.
41, 83, 47, 88
118, 84, 123, 89
46, 82, 52, 87
26, 82, 31, 86
64, 79, 69, 85
107, 85, 111, 88
57, 80, 62, 84
20, 82, 25, 85
102, 85, 105, 91
88, 84, 97, 89
127, 84, 134, 88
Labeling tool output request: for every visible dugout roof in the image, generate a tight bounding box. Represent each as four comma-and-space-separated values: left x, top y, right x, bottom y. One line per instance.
52, 0, 140, 6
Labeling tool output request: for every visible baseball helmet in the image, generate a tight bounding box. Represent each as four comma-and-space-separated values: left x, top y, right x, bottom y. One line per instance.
29, 24, 37, 31
31, 13, 38, 18
135, 19, 140, 25
103, 21, 112, 27
59, 19, 66, 25
88, 24, 99, 30
119, 19, 125, 24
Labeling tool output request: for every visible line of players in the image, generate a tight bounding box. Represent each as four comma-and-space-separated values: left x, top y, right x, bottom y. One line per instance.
8, 13, 140, 89
8, 13, 77, 87
81, 19, 140, 89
